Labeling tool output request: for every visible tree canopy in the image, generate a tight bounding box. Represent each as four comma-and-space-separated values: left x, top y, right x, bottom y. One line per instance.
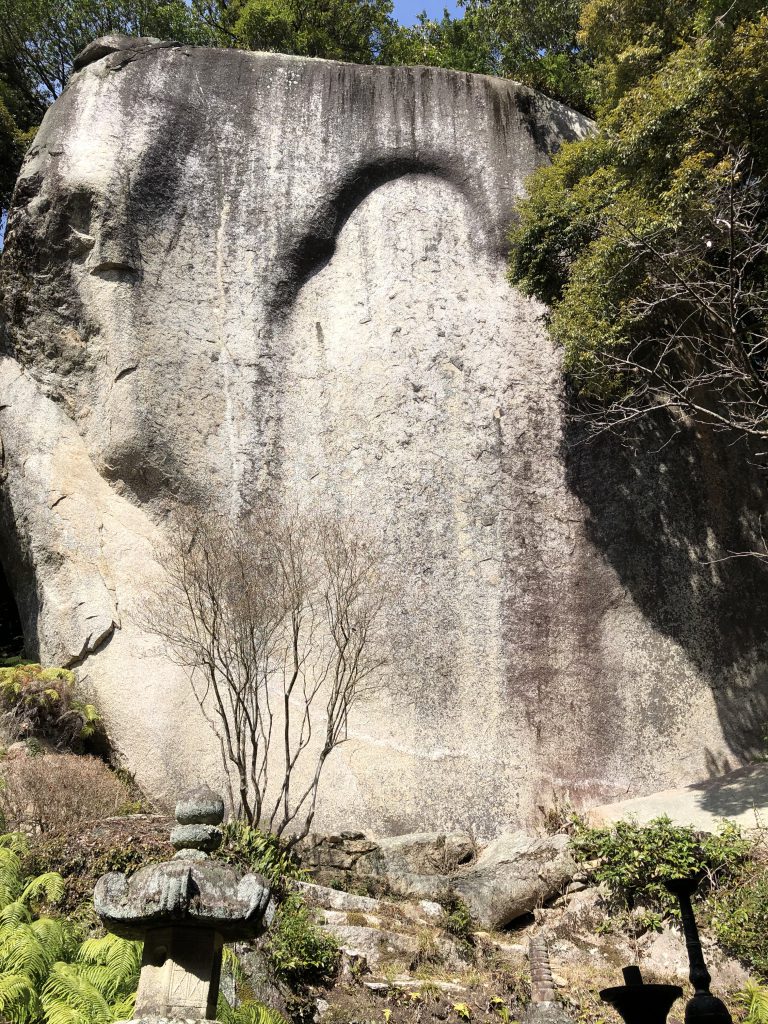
508, 1, 768, 449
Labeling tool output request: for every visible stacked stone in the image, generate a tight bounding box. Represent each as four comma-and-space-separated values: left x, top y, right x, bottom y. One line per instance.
171, 786, 225, 859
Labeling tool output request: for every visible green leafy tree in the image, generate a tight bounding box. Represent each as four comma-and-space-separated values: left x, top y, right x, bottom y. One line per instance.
192, 0, 395, 62
461, 0, 590, 110
509, 1, 768, 449
384, 8, 496, 75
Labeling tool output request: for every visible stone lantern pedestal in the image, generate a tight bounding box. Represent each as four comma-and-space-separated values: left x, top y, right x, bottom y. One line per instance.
94, 786, 271, 1023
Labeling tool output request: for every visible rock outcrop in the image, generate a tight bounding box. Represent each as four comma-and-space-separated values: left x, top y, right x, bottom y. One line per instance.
2, 35, 768, 833
452, 832, 576, 930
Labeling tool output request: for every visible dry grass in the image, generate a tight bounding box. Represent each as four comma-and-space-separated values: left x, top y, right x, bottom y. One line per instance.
0, 752, 130, 832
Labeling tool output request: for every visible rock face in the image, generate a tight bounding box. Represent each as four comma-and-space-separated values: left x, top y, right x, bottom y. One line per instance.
2, 36, 768, 835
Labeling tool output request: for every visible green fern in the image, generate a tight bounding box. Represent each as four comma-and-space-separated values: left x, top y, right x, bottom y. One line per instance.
218, 996, 291, 1024
42, 963, 115, 1024
0, 972, 39, 1024
737, 982, 768, 1024
41, 935, 141, 1024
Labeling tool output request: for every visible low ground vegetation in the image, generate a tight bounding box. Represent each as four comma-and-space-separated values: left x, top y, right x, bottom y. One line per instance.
0, 754, 132, 834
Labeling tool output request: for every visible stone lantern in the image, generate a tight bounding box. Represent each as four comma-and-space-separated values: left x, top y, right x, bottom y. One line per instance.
95, 786, 271, 1022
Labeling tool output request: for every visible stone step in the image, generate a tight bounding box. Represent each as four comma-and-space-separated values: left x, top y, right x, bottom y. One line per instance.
323, 923, 421, 968
298, 879, 446, 928
363, 978, 469, 995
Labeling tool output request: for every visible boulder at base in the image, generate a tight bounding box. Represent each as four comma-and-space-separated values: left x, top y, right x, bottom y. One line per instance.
451, 831, 576, 930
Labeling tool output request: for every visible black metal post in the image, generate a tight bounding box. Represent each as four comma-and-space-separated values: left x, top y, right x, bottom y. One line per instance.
665, 877, 732, 1024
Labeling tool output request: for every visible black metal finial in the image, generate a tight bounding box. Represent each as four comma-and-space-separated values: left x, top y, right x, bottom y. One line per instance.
665, 876, 733, 1024
600, 964, 683, 1024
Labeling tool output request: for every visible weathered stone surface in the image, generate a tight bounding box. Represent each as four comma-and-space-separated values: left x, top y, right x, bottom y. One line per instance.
2, 36, 768, 836
451, 831, 576, 930
296, 880, 383, 914
326, 924, 421, 968
96, 858, 271, 939
524, 1004, 573, 1024
72, 33, 164, 70
299, 831, 474, 877
175, 786, 225, 826
369, 832, 476, 874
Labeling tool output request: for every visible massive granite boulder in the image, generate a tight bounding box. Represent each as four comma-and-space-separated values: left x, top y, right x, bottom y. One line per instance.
2, 37, 768, 835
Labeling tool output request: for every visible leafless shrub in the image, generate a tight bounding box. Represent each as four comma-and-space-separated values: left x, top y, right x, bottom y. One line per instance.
143, 505, 388, 845
0, 753, 130, 832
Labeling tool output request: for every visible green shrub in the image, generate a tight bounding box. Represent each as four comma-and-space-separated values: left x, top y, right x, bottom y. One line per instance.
443, 894, 474, 945
263, 894, 339, 985
219, 997, 290, 1024
708, 862, 768, 977
0, 664, 101, 752
219, 820, 306, 887
571, 816, 750, 922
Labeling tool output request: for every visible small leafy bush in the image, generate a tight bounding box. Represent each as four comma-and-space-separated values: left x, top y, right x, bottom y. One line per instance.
443, 894, 474, 944
219, 820, 305, 887
0, 754, 131, 833
264, 893, 339, 985
571, 816, 750, 921
708, 861, 768, 977
0, 664, 101, 752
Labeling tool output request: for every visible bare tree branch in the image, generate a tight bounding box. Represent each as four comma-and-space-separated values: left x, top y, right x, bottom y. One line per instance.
142, 505, 388, 846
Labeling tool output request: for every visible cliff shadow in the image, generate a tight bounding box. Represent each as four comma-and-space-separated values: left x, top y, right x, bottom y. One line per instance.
564, 410, 768, 771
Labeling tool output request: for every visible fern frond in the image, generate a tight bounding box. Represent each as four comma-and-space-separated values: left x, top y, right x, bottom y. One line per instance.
31, 917, 76, 962
0, 847, 25, 906
76, 935, 141, 995
110, 993, 136, 1021
218, 998, 290, 1024
737, 982, 768, 1024
0, 971, 39, 1024
21, 872, 65, 907
217, 993, 235, 1024
0, 833, 29, 854
237, 999, 291, 1024
42, 963, 113, 1024
0, 923, 56, 981
222, 945, 245, 983
0, 899, 34, 927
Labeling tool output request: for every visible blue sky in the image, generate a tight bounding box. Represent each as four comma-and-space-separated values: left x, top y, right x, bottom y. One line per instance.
391, 0, 462, 25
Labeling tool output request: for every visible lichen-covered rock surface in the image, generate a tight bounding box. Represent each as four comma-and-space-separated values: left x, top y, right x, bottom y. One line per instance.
2, 36, 768, 833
